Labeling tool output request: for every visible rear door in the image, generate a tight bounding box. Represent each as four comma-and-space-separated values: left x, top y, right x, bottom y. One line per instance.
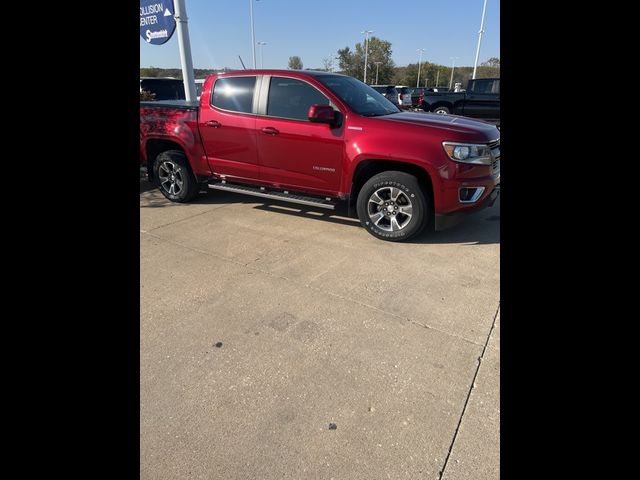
255, 76, 344, 194
198, 75, 260, 182
462, 79, 500, 118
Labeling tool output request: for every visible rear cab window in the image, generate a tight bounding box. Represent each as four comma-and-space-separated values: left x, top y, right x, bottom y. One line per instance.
211, 76, 257, 113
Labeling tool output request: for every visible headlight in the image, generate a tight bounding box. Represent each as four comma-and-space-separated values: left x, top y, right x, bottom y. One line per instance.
442, 142, 492, 165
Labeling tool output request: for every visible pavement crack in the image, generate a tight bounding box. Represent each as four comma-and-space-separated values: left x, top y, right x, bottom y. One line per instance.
438, 303, 500, 480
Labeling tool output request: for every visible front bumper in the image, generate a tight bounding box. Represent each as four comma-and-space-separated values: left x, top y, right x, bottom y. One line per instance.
434, 184, 500, 231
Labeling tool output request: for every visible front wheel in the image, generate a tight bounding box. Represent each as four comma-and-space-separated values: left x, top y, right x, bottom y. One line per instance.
153, 150, 199, 203
433, 106, 450, 114
356, 171, 429, 242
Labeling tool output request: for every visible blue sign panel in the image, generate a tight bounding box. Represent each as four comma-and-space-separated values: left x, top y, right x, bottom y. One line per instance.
140, 0, 176, 45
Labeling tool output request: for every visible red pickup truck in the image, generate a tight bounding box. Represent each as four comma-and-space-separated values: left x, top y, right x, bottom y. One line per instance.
140, 70, 500, 242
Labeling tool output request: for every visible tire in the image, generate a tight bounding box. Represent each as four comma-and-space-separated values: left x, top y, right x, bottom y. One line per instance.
152, 150, 199, 203
356, 171, 429, 242
433, 106, 450, 114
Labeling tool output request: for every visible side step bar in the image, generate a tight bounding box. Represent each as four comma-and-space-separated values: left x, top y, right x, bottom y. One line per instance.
208, 181, 337, 210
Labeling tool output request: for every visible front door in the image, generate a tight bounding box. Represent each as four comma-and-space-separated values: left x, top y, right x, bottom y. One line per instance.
255, 76, 344, 195
199, 75, 260, 182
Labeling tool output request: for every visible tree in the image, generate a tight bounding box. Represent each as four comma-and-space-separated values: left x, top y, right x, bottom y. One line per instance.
481, 57, 500, 68
337, 36, 395, 84
321, 56, 334, 72
393, 62, 441, 88
288, 56, 303, 70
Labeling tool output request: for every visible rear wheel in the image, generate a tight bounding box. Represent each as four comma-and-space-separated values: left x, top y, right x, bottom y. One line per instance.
433, 106, 450, 114
356, 171, 429, 242
153, 150, 199, 203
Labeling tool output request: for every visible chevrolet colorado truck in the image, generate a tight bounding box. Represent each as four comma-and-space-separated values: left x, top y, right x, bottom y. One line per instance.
140, 70, 500, 242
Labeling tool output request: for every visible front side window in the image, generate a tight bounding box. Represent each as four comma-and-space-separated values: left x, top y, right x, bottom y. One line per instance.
211, 76, 256, 113
266, 77, 330, 121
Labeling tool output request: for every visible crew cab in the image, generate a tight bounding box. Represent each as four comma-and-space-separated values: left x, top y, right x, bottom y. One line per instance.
140, 70, 500, 242
419, 77, 500, 123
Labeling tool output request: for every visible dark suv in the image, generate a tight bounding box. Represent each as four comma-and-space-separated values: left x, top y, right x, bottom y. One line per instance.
140, 77, 186, 100
371, 85, 400, 107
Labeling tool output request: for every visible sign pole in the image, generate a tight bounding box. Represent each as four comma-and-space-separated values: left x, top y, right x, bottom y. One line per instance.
174, 0, 196, 101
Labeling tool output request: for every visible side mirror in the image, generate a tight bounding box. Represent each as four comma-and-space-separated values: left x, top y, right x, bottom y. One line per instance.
308, 104, 336, 124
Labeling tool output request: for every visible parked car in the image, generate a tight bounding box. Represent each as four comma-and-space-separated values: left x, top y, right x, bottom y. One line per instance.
370, 85, 400, 107
395, 86, 414, 109
420, 78, 500, 122
195, 79, 205, 100
140, 70, 500, 242
140, 77, 185, 100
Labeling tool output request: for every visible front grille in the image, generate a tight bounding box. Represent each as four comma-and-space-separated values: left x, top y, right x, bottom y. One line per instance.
488, 138, 500, 174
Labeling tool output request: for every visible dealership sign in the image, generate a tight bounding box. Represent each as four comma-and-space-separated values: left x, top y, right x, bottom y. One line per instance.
140, 0, 176, 45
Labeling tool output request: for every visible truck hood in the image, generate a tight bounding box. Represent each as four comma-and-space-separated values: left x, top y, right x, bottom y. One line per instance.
372, 112, 498, 136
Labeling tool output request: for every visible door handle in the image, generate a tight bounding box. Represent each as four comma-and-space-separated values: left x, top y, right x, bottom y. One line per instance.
261, 127, 279, 136
205, 120, 221, 128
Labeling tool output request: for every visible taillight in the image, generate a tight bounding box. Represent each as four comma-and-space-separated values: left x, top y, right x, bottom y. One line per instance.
419, 93, 424, 103
399, 94, 404, 100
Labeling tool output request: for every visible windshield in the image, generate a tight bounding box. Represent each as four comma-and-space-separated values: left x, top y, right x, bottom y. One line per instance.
317, 75, 401, 117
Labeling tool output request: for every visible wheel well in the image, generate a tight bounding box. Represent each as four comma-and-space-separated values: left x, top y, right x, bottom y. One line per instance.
431, 102, 452, 112
350, 160, 434, 208
144, 139, 185, 181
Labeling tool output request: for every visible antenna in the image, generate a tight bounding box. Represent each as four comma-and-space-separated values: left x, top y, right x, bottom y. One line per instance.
238, 55, 247, 69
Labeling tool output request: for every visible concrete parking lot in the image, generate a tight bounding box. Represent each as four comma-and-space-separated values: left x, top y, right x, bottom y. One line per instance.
140, 179, 500, 479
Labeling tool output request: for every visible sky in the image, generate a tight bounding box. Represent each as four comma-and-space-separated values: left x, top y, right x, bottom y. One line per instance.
140, 0, 500, 70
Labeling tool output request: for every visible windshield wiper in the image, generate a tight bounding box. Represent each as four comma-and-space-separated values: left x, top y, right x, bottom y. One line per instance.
361, 112, 396, 117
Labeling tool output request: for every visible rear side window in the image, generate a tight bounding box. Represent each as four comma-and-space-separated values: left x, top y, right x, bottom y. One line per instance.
469, 79, 495, 94
267, 77, 330, 121
211, 76, 256, 113
385, 86, 397, 94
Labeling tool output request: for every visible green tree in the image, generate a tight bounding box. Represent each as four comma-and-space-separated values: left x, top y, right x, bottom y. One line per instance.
338, 36, 395, 84
481, 57, 500, 68
288, 56, 303, 70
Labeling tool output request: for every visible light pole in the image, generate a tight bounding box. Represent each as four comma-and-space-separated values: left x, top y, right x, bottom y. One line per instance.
449, 57, 459, 90
174, 0, 196, 101
361, 30, 373, 83
472, 0, 488, 79
250, 0, 261, 69
416, 48, 426, 88
374, 62, 382, 84
436, 69, 440, 87
257, 42, 267, 68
